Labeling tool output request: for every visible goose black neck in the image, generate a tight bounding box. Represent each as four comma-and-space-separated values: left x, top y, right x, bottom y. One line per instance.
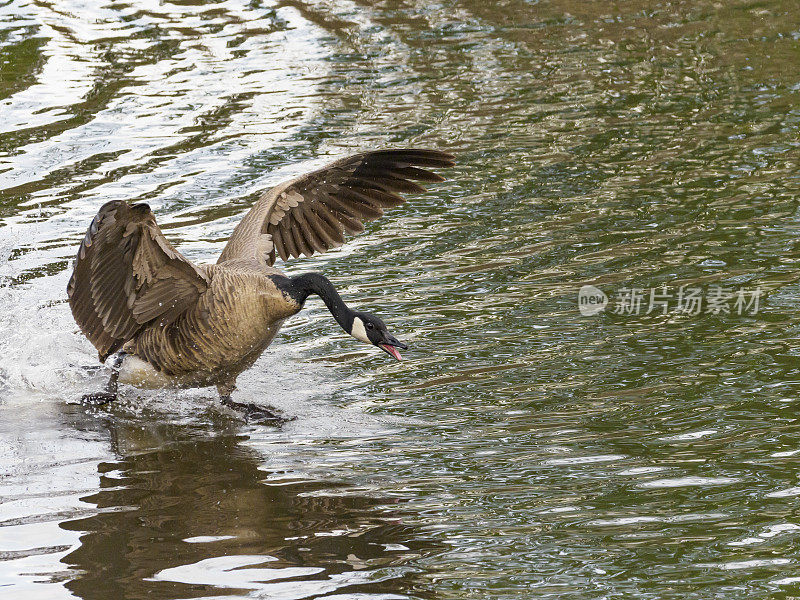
289, 272, 352, 330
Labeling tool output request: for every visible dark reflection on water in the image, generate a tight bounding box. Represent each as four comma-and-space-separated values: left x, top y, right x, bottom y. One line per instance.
60, 415, 439, 600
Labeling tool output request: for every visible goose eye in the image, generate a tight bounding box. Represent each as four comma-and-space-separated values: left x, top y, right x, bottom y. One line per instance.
366, 322, 374, 330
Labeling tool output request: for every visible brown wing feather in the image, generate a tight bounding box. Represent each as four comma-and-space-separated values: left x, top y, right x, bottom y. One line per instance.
217, 149, 454, 265
67, 200, 209, 361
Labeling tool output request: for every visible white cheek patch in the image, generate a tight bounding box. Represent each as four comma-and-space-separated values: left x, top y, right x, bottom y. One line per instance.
350, 317, 371, 343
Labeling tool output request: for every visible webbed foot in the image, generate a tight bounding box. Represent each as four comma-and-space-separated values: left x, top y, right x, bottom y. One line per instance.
220, 398, 294, 425
80, 353, 125, 407
81, 392, 117, 406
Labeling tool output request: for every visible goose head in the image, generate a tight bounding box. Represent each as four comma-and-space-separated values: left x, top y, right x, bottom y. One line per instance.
348, 311, 408, 361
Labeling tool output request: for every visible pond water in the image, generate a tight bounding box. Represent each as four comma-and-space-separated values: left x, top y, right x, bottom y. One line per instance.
2, 0, 800, 598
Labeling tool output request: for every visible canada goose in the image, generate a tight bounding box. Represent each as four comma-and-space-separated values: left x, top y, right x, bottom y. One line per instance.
68, 149, 454, 422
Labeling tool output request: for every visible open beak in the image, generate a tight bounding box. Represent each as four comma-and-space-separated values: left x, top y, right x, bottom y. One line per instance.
378, 335, 408, 362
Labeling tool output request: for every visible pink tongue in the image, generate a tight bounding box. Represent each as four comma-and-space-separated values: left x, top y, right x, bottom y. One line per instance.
380, 344, 402, 361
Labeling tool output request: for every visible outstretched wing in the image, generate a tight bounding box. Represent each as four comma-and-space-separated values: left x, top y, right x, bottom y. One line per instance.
217, 149, 455, 265
67, 200, 210, 361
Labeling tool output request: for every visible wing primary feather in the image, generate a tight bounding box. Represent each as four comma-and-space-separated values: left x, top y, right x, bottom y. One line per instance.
312, 208, 346, 243
290, 222, 313, 257
280, 219, 300, 258
217, 148, 453, 264
304, 208, 340, 248
365, 150, 455, 168
337, 191, 385, 219
272, 230, 289, 261
324, 193, 380, 221
331, 210, 365, 235
294, 208, 328, 254
348, 171, 427, 194
386, 166, 446, 182
338, 187, 386, 210
356, 188, 406, 208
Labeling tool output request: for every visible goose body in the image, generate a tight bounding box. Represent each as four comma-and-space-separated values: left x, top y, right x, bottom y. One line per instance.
116, 260, 296, 390
67, 149, 453, 417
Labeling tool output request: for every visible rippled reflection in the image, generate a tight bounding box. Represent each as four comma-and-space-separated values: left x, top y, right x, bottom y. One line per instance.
59, 414, 439, 600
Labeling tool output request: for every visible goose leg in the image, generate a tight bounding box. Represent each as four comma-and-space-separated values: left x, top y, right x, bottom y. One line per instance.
82, 353, 126, 406
217, 382, 292, 425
